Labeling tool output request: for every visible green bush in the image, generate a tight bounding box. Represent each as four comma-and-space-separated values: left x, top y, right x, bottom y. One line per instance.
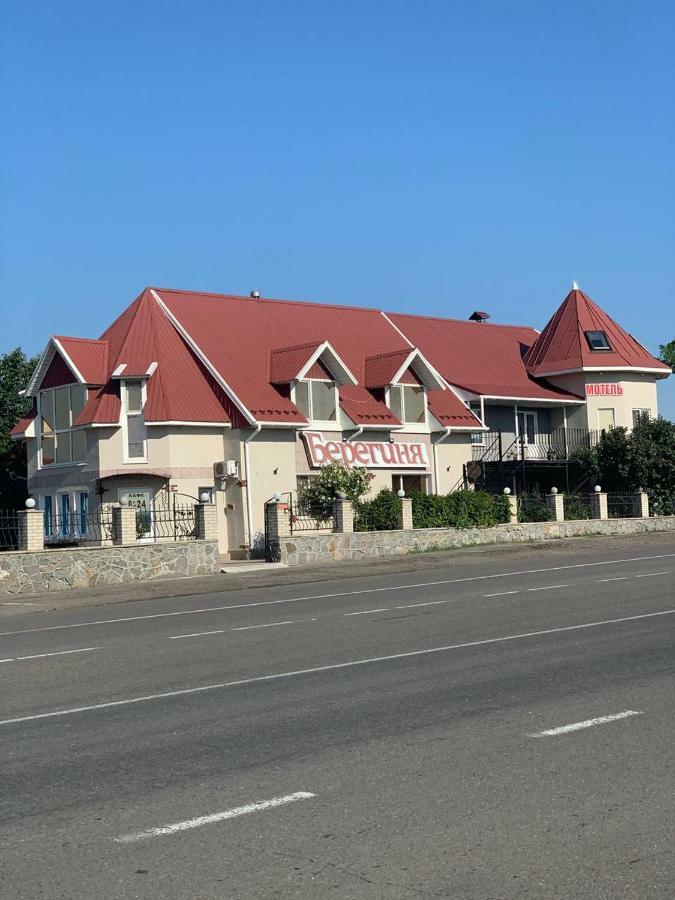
354, 489, 400, 532
354, 489, 511, 532
563, 494, 592, 520
299, 462, 373, 519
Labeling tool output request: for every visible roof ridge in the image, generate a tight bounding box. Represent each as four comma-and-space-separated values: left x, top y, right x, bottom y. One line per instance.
388, 311, 538, 331
151, 286, 384, 315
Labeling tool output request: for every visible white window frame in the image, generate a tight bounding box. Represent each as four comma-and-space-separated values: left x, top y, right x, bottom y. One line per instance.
291, 377, 340, 427
386, 383, 428, 431
122, 379, 148, 463
632, 408, 650, 427
37, 385, 88, 469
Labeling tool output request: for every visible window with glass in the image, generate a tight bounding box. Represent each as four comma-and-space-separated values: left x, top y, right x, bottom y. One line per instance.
585, 330, 612, 351
124, 380, 147, 459
293, 379, 337, 422
632, 409, 650, 427
388, 385, 426, 425
39, 385, 87, 466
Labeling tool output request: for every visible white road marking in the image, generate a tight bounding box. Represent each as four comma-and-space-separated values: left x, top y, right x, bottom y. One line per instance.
169, 630, 225, 640
344, 608, 389, 616
635, 572, 670, 578
232, 620, 297, 631
598, 577, 627, 583
395, 600, 448, 610
0, 647, 99, 665
1, 552, 673, 638
527, 584, 569, 592
530, 710, 642, 737
114, 791, 316, 843
484, 590, 520, 597
1, 608, 672, 727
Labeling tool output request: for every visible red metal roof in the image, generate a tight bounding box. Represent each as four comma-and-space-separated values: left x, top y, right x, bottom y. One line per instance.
53, 336, 108, 385
269, 342, 324, 383
427, 390, 483, 427
339, 384, 402, 426
387, 312, 583, 401
157, 288, 423, 424
75, 290, 233, 426
524, 288, 671, 376
10, 402, 37, 437
364, 349, 412, 388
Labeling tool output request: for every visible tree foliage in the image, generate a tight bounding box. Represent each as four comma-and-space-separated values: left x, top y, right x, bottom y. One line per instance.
574, 417, 675, 515
0, 348, 39, 507
659, 340, 675, 371
298, 462, 373, 518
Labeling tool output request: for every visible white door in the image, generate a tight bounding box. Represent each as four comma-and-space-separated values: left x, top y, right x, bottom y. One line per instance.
598, 408, 615, 432
517, 412, 539, 459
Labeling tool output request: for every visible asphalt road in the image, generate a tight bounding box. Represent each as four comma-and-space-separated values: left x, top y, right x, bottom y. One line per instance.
1, 535, 674, 899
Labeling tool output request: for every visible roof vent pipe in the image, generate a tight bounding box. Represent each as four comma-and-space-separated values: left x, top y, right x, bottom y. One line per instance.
250, 290, 261, 299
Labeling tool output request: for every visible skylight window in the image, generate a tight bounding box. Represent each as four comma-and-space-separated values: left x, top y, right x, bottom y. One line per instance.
585, 330, 611, 351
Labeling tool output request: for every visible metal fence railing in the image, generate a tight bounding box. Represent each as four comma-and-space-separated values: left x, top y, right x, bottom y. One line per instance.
0, 510, 21, 551
143, 504, 196, 542
607, 493, 637, 518
516, 494, 553, 523
44, 509, 114, 546
563, 493, 595, 520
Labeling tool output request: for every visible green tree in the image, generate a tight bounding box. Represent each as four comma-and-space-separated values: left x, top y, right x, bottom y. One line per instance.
298, 462, 373, 518
659, 340, 675, 371
0, 348, 39, 507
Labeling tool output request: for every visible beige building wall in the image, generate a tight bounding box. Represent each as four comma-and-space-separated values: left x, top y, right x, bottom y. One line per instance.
549, 372, 659, 430
434, 434, 474, 493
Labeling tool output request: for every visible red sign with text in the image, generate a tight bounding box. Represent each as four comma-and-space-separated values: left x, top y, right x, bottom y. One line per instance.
303, 431, 429, 469
585, 383, 624, 397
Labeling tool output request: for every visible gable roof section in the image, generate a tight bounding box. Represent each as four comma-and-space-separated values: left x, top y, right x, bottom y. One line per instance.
364, 347, 445, 390
53, 337, 108, 384
75, 289, 234, 426
524, 288, 670, 376
10, 401, 37, 439
387, 312, 583, 401
427, 390, 484, 428
269, 340, 357, 386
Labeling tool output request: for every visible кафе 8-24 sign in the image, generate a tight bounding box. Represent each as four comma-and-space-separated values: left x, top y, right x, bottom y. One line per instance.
303, 431, 429, 469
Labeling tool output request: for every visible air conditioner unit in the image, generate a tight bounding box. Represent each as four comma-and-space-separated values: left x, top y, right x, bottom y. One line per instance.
214, 460, 239, 479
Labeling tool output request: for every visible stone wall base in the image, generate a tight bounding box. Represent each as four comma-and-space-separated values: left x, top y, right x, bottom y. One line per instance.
0, 540, 220, 596
279, 517, 675, 566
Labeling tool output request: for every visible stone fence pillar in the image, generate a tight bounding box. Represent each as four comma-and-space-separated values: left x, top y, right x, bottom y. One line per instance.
505, 493, 518, 524
18, 509, 45, 552
590, 489, 608, 520
112, 506, 137, 545
398, 497, 413, 531
266, 499, 291, 543
632, 491, 649, 518
332, 498, 354, 533
195, 502, 218, 540
546, 490, 565, 522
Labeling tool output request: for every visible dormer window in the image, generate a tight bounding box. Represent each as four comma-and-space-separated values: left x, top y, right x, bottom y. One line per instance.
387, 384, 426, 425
585, 330, 611, 351
293, 378, 337, 423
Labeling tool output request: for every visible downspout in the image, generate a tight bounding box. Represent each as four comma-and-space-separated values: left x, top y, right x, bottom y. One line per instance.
347, 426, 364, 442
432, 428, 452, 494
243, 423, 261, 553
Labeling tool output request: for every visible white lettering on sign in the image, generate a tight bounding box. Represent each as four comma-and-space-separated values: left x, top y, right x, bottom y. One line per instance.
303, 432, 430, 469
585, 384, 624, 397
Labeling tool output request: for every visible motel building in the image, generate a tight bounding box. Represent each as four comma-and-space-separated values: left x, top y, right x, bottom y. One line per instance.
12, 285, 670, 557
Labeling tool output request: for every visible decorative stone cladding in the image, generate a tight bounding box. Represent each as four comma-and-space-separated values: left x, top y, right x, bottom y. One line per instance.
0, 540, 219, 596
278, 517, 675, 566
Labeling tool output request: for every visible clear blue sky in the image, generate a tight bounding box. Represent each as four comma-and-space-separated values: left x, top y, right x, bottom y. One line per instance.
2, 1, 673, 415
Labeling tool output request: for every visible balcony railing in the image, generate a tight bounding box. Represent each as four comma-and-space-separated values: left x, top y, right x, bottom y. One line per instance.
473, 428, 600, 464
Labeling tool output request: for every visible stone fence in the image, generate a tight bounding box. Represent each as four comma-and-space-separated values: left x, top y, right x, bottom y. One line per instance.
278, 516, 675, 566
0, 501, 220, 595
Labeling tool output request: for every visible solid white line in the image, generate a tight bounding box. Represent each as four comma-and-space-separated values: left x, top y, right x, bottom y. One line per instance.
1, 608, 672, 728
598, 577, 627, 583
344, 608, 389, 616
1, 552, 673, 639
530, 710, 642, 737
0, 647, 99, 665
484, 590, 520, 597
169, 630, 225, 640
114, 792, 316, 843
231, 620, 297, 631
527, 584, 569, 592
635, 572, 670, 578
395, 600, 448, 610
